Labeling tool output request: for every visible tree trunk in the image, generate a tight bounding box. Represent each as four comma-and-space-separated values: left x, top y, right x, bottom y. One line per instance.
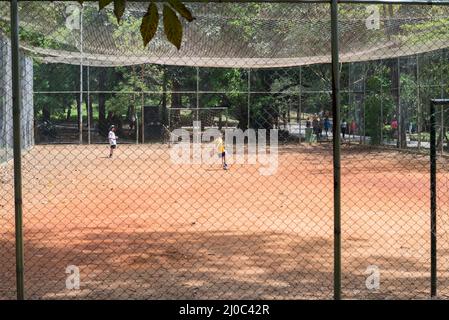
98, 68, 107, 135
387, 58, 406, 148
385, 5, 406, 148
171, 78, 182, 127
218, 113, 223, 131
89, 97, 93, 126
85, 95, 93, 127
43, 106, 51, 122
76, 95, 81, 130
172, 79, 182, 108
66, 106, 71, 121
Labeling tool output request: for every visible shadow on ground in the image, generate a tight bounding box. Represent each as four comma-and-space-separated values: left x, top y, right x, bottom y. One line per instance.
1, 229, 447, 300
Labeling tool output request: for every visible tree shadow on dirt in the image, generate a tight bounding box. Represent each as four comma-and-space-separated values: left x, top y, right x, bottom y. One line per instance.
0, 229, 448, 299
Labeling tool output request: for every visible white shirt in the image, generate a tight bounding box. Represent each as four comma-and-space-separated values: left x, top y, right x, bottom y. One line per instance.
108, 131, 117, 146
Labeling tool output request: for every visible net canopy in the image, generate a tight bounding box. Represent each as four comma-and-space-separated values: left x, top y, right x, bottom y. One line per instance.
1, 1, 449, 68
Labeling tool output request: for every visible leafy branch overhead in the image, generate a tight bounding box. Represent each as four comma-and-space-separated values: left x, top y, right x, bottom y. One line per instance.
77, 0, 195, 49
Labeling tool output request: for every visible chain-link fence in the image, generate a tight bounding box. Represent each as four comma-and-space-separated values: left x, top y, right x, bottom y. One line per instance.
1, 0, 449, 299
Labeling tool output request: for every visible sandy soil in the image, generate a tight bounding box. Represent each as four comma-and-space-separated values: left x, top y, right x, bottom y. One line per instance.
1, 144, 449, 299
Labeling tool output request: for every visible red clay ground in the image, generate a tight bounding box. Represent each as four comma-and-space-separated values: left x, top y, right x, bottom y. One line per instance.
1, 144, 449, 299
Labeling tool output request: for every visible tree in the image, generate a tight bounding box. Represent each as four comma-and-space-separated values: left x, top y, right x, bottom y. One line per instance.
78, 0, 195, 49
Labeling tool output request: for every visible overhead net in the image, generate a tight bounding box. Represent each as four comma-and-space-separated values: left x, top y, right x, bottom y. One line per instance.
0, 1, 449, 67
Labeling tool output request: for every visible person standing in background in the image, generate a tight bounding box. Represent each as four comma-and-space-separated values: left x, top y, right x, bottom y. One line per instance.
391, 117, 398, 139
108, 125, 118, 158
305, 117, 313, 144
341, 119, 348, 140
350, 119, 357, 139
324, 116, 331, 138
312, 116, 320, 142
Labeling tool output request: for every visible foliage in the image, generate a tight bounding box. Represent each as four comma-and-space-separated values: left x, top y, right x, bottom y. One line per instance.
16, 2, 449, 142
364, 65, 394, 145
77, 0, 195, 49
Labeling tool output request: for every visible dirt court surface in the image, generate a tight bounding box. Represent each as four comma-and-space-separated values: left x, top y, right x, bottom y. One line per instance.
1, 144, 449, 299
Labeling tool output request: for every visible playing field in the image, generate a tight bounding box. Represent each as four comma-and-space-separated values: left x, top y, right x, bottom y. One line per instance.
1, 144, 449, 299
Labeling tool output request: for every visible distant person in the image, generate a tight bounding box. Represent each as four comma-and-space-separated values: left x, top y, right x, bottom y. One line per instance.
129, 113, 136, 136
312, 117, 320, 141
108, 125, 118, 158
391, 118, 398, 138
324, 116, 331, 138
341, 119, 348, 140
317, 118, 323, 140
408, 121, 415, 134
305, 117, 313, 144
350, 119, 357, 138
306, 117, 312, 129
214, 136, 228, 170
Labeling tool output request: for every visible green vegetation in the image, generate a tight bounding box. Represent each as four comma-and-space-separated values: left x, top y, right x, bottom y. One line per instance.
22, 3, 449, 144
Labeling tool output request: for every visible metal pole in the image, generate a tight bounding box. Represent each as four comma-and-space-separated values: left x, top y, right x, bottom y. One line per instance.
87, 64, 91, 145
79, 4, 83, 144
133, 92, 139, 145
299, 66, 302, 144
430, 100, 437, 298
397, 57, 401, 148
141, 66, 145, 144
247, 69, 251, 130
380, 81, 384, 145
196, 66, 200, 123
417, 54, 421, 150
168, 108, 171, 132
362, 65, 366, 144
226, 108, 229, 130
10, 0, 24, 300
141, 92, 144, 144
331, 0, 341, 300
136, 113, 139, 145
441, 106, 444, 155
441, 77, 444, 155
348, 63, 352, 143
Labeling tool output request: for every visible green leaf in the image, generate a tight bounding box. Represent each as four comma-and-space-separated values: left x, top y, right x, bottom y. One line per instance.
140, 2, 159, 47
113, 0, 126, 24
168, 0, 194, 22
99, 0, 113, 10
163, 4, 183, 50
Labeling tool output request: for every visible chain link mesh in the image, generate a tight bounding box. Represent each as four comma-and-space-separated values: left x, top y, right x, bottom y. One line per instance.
1, 1, 449, 299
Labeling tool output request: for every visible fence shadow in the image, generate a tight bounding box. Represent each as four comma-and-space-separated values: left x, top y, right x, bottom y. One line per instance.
1, 228, 447, 299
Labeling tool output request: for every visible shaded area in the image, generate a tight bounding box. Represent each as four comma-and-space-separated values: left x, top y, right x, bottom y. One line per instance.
1, 229, 447, 299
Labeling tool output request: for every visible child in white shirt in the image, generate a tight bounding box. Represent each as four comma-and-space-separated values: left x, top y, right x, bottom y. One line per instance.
108, 125, 118, 158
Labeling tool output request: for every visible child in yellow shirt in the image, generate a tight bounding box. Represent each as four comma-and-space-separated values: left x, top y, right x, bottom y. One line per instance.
214, 136, 228, 170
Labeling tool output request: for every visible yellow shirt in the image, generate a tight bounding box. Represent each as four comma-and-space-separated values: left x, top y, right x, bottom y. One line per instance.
215, 138, 225, 153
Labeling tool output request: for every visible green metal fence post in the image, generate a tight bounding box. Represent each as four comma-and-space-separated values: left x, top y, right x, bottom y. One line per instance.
430, 99, 437, 298
10, 0, 25, 300
331, 0, 341, 300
